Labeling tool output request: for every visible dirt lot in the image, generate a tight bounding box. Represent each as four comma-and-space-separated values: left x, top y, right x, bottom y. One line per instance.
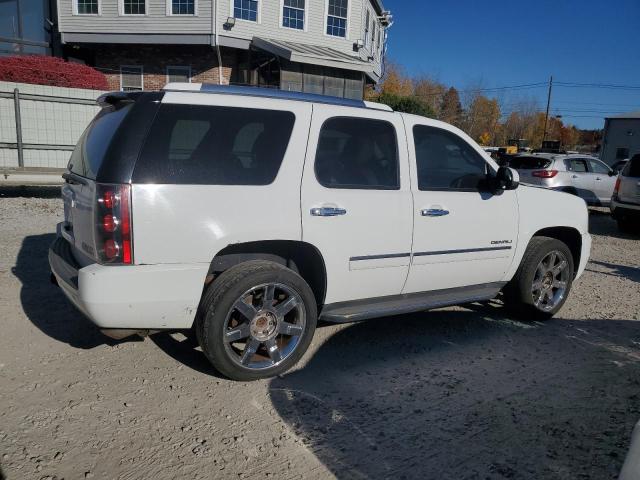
1, 187, 639, 480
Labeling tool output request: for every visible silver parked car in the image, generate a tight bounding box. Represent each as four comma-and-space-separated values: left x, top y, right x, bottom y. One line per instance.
611, 154, 640, 232
507, 153, 617, 206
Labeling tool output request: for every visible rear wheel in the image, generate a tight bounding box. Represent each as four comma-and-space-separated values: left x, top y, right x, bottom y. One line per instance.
503, 236, 574, 320
196, 260, 317, 381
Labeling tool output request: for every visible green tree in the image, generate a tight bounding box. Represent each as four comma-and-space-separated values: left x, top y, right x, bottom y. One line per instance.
376, 92, 434, 117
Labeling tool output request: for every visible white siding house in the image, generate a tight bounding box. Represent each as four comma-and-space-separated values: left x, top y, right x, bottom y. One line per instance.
601, 111, 640, 166
56, 0, 392, 98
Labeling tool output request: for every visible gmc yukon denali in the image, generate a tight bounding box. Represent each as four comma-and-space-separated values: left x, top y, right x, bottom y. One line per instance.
49, 84, 591, 380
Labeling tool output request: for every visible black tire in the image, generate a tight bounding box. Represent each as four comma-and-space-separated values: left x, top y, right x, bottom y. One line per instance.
195, 260, 317, 381
503, 236, 575, 320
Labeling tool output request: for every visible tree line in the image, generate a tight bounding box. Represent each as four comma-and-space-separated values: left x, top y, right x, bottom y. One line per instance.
367, 65, 602, 151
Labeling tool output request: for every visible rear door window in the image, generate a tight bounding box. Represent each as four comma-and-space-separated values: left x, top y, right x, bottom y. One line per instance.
314, 117, 399, 190
568, 159, 588, 173
133, 104, 296, 185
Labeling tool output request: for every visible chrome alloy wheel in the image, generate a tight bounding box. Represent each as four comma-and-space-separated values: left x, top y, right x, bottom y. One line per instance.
223, 283, 306, 370
531, 250, 570, 312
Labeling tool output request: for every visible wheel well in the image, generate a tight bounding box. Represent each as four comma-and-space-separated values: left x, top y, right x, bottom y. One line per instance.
209, 240, 327, 307
533, 227, 582, 274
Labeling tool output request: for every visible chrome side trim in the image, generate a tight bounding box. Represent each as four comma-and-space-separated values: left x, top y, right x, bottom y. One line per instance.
349, 252, 411, 262
413, 246, 512, 257
320, 282, 506, 323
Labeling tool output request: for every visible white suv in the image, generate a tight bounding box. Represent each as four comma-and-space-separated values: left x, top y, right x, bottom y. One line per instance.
49, 84, 591, 381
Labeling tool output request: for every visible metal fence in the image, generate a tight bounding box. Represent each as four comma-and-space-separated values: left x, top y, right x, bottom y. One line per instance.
0, 81, 105, 181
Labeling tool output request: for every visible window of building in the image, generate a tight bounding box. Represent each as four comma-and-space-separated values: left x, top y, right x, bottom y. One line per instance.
120, 66, 143, 91
75, 0, 99, 14
616, 147, 630, 160
315, 117, 399, 190
234, 0, 258, 21
123, 0, 145, 14
171, 0, 194, 14
133, 105, 296, 185
166, 66, 191, 83
371, 21, 376, 51
413, 125, 488, 191
364, 10, 369, 46
0, 0, 52, 53
326, 0, 347, 37
282, 0, 304, 30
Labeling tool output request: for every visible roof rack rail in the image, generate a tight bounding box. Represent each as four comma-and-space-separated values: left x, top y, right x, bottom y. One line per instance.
162, 83, 392, 111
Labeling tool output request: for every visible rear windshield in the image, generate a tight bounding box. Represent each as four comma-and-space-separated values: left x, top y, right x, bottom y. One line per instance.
507, 156, 552, 169
623, 155, 640, 177
68, 104, 133, 179
133, 104, 296, 185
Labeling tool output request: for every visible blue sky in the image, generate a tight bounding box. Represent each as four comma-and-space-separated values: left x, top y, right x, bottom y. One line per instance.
383, 0, 640, 129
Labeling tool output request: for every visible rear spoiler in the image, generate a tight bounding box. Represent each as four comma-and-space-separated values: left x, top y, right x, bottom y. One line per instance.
97, 91, 140, 109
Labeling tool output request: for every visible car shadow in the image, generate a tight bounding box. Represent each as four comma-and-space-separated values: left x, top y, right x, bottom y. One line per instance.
13, 234, 124, 349
588, 259, 640, 284
268, 305, 640, 479
148, 331, 228, 380
589, 209, 640, 239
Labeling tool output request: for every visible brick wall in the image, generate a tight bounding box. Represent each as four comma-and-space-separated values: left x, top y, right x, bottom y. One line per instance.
94, 45, 235, 91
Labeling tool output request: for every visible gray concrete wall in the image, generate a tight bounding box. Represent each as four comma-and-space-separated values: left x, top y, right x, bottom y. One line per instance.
0, 81, 106, 170
600, 118, 640, 166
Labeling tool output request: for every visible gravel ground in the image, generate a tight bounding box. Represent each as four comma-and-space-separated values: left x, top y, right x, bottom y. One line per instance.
1, 187, 639, 480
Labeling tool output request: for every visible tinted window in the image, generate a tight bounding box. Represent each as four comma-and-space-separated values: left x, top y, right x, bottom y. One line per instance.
623, 154, 640, 178
413, 125, 487, 191
134, 105, 295, 185
507, 156, 552, 169
68, 104, 133, 179
588, 159, 610, 174
314, 117, 399, 190
569, 159, 588, 172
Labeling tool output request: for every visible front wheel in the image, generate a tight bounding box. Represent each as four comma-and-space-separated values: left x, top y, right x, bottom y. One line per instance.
196, 260, 317, 381
503, 236, 575, 320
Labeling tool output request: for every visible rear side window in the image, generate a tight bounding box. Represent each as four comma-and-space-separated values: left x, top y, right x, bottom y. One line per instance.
413, 125, 487, 191
68, 104, 133, 179
507, 156, 551, 170
133, 104, 296, 185
623, 155, 640, 177
314, 117, 399, 190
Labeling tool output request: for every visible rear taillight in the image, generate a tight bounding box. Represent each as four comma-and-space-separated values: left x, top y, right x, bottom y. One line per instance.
614, 177, 621, 194
532, 169, 558, 178
95, 183, 132, 265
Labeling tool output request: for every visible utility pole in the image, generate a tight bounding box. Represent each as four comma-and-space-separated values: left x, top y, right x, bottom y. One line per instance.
542, 75, 553, 146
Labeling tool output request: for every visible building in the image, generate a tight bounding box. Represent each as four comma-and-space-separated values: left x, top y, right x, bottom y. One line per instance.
601, 111, 640, 166
56, 0, 392, 99
0, 0, 61, 56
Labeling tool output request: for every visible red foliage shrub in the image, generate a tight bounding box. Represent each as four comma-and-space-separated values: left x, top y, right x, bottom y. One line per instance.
0, 55, 108, 90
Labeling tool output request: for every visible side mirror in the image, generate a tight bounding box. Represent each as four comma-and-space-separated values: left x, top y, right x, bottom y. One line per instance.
608, 169, 616, 177
493, 166, 519, 192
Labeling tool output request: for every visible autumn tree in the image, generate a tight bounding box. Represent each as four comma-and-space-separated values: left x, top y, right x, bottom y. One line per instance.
413, 76, 446, 119
440, 87, 463, 127
465, 95, 501, 143
379, 63, 414, 97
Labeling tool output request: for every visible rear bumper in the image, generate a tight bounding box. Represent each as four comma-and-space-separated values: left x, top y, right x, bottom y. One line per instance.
611, 198, 640, 218
49, 235, 209, 329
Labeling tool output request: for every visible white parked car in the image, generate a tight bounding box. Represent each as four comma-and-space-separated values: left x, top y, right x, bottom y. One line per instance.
507, 153, 617, 206
49, 84, 591, 380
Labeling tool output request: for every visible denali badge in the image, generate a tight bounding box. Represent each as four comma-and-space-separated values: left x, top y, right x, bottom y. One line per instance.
491, 240, 513, 245
82, 242, 95, 256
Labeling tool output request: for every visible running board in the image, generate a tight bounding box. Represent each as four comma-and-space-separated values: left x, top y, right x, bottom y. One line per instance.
319, 282, 506, 323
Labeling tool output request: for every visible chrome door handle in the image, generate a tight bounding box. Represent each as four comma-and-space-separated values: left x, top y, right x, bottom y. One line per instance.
421, 208, 449, 217
311, 207, 347, 216
595, 177, 602, 181
571, 175, 579, 179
